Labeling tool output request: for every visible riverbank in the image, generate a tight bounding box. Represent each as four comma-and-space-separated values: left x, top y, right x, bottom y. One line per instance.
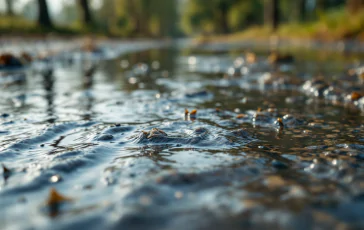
194, 7, 364, 45
1, 7, 364, 44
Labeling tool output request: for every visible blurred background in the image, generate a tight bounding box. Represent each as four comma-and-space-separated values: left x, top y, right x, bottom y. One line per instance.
0, 0, 364, 41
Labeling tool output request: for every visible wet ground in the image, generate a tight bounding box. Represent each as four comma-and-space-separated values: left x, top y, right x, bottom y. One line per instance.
0, 39, 364, 230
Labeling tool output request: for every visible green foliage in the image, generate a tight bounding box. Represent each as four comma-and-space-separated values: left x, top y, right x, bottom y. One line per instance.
0, 0, 362, 40
93, 0, 178, 37
181, 0, 263, 35
228, 1, 263, 32
0, 15, 34, 30
181, 0, 213, 34
200, 6, 364, 43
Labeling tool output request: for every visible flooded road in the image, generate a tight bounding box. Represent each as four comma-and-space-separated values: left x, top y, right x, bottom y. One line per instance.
0, 40, 364, 230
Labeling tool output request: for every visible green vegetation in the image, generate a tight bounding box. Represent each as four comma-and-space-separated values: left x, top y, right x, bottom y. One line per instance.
0, 15, 92, 36
181, 0, 263, 35
95, 0, 179, 37
0, 0, 179, 38
196, 6, 364, 43
0, 0, 364, 41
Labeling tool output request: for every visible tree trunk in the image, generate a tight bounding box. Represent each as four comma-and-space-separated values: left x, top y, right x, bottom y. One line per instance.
272, 0, 279, 31
37, 0, 53, 28
79, 0, 93, 25
5, 0, 14, 16
298, 0, 306, 21
347, 0, 364, 14
219, 2, 230, 34
316, 0, 326, 10
264, 0, 280, 31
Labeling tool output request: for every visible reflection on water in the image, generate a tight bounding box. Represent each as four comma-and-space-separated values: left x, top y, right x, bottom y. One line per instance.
42, 70, 55, 123
0, 41, 364, 230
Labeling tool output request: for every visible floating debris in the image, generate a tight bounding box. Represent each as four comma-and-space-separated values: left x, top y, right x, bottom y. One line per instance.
246, 52, 257, 64
2, 164, 10, 174
185, 109, 189, 116
350, 92, 362, 101
2, 163, 11, 180
190, 109, 197, 117
46, 188, 72, 206
147, 128, 167, 139
184, 109, 197, 120
0, 53, 25, 69
276, 118, 284, 129
236, 114, 246, 119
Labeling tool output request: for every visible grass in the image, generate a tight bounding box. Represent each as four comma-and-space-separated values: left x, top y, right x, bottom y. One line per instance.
0, 15, 36, 34
0, 15, 108, 37
0, 15, 156, 39
194, 7, 364, 44
1, 7, 364, 42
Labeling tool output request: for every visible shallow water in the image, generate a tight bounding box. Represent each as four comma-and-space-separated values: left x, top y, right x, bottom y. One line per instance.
0, 40, 364, 230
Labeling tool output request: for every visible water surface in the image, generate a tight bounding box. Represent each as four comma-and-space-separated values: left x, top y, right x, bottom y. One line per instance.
1, 40, 364, 230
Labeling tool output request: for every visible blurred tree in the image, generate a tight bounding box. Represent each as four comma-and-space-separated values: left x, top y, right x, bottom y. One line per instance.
95, 0, 116, 34
278, 0, 306, 23
228, 1, 263, 31
124, 0, 143, 36
37, 0, 53, 28
5, 0, 14, 16
217, 0, 231, 34
182, 0, 260, 35
181, 0, 214, 35
316, 0, 328, 11
99, 0, 144, 36
134, 0, 151, 36
316, 0, 346, 13
78, 0, 93, 25
278, 0, 289, 22
96, 0, 178, 37
264, 0, 280, 31
22, 0, 37, 21
298, 0, 307, 21
58, 1, 78, 26
148, 0, 179, 37
272, 0, 279, 30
